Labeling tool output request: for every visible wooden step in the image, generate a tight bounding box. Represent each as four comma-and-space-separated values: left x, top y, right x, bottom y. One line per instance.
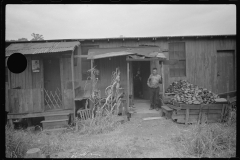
161, 105, 173, 119
161, 105, 173, 111
42, 127, 70, 133
41, 119, 68, 130
44, 113, 69, 121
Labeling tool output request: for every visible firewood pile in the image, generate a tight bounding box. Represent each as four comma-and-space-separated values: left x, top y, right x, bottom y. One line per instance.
165, 80, 219, 105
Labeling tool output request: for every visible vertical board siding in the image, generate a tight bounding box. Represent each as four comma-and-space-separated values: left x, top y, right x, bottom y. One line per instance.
32, 89, 42, 112
10, 56, 32, 89
8, 89, 41, 114
96, 56, 127, 97
81, 37, 235, 96
5, 82, 9, 111
62, 56, 74, 109
32, 56, 42, 89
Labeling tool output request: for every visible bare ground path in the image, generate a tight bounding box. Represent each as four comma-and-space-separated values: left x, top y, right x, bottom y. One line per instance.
50, 100, 186, 158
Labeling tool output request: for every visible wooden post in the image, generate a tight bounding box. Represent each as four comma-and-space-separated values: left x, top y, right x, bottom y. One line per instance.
60, 57, 65, 109
71, 51, 76, 131
126, 61, 130, 117
161, 61, 165, 100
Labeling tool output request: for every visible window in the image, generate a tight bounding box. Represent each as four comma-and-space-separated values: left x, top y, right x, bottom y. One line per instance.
169, 42, 186, 77
94, 59, 100, 80
81, 45, 99, 80
81, 58, 91, 80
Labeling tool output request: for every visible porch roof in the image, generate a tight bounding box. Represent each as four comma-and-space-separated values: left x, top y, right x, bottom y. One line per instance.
87, 47, 167, 60
5, 41, 80, 57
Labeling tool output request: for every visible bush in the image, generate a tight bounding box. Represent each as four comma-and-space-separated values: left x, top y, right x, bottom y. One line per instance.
76, 112, 121, 135
172, 122, 236, 158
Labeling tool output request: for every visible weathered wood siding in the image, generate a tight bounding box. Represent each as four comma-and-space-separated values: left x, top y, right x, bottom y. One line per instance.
81, 37, 236, 95
8, 89, 42, 114
61, 54, 74, 109
9, 56, 32, 89
8, 55, 44, 114
95, 56, 127, 97
5, 82, 9, 111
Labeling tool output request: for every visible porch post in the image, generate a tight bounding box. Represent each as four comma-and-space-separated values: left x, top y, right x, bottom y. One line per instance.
161, 61, 165, 100
127, 61, 130, 115
71, 50, 76, 129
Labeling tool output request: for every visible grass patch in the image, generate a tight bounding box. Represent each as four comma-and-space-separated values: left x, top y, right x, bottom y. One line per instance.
5, 124, 83, 158
171, 122, 236, 158
76, 112, 121, 135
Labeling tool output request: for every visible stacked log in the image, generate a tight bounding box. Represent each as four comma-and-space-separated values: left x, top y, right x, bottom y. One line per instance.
165, 80, 219, 105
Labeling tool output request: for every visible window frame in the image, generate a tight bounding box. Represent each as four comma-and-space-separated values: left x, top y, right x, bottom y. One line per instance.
168, 42, 186, 77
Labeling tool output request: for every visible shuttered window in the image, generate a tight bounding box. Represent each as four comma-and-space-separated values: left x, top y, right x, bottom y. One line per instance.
169, 42, 186, 77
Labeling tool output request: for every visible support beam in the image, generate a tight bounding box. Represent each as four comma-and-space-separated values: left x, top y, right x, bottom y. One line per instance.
71, 50, 76, 131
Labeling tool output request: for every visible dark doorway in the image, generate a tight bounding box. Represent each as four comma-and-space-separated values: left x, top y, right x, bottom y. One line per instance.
43, 57, 62, 111
132, 61, 150, 100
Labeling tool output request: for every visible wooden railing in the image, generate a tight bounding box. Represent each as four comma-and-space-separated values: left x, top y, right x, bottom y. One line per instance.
44, 88, 62, 110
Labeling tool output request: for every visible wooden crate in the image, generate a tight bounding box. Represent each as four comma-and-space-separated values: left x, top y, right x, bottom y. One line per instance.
171, 101, 227, 125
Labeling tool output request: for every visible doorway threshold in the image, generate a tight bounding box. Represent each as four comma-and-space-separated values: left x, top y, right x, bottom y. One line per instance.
134, 99, 149, 103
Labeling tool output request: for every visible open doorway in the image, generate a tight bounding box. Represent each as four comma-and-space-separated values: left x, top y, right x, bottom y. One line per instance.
132, 61, 150, 100
43, 57, 63, 111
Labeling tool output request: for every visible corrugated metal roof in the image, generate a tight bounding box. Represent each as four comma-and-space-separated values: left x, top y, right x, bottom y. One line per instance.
5, 41, 80, 57
88, 47, 166, 60
82, 34, 236, 41
5, 34, 236, 44
89, 51, 135, 59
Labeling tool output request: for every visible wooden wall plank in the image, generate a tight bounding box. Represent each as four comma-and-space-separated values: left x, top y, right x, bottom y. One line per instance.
28, 57, 32, 89
11, 72, 14, 88
28, 89, 33, 113
5, 82, 9, 111
8, 90, 12, 113
25, 58, 29, 89
40, 58, 44, 111
63, 89, 74, 109
32, 89, 42, 112
60, 57, 65, 109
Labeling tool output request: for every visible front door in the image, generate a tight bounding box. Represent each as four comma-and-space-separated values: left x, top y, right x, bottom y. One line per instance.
217, 50, 236, 94
43, 57, 62, 111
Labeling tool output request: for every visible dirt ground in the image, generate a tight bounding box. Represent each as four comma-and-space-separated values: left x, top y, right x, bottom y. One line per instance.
49, 101, 189, 158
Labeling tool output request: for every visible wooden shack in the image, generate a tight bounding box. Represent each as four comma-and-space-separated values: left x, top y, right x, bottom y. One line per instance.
5, 41, 81, 129
5, 34, 236, 129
